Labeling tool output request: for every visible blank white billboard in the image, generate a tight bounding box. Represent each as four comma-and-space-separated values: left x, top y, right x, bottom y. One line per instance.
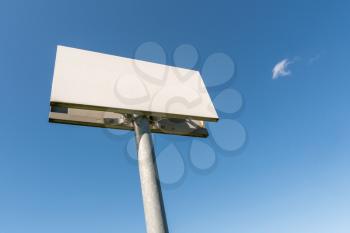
50, 45, 218, 122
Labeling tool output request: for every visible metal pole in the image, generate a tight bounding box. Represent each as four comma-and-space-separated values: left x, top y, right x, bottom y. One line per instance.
133, 115, 169, 233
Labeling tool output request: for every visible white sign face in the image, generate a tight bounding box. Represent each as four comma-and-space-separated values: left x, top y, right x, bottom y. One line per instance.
50, 45, 218, 122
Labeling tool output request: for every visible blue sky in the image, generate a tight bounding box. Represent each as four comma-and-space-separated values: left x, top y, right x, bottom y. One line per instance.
1, 0, 350, 233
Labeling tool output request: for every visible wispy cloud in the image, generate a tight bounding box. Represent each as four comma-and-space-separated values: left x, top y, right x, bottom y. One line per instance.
309, 54, 321, 64
272, 59, 293, 79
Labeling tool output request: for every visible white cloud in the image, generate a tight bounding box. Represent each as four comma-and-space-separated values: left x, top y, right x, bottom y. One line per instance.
309, 54, 321, 64
272, 59, 293, 79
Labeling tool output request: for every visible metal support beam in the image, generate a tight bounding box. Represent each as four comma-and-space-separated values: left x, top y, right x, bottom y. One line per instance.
133, 116, 169, 233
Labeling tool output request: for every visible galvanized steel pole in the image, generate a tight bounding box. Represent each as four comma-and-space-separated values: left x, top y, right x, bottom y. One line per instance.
133, 116, 169, 233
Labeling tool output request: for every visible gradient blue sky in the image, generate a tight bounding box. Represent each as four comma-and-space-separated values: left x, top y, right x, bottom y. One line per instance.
1, 1, 350, 233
